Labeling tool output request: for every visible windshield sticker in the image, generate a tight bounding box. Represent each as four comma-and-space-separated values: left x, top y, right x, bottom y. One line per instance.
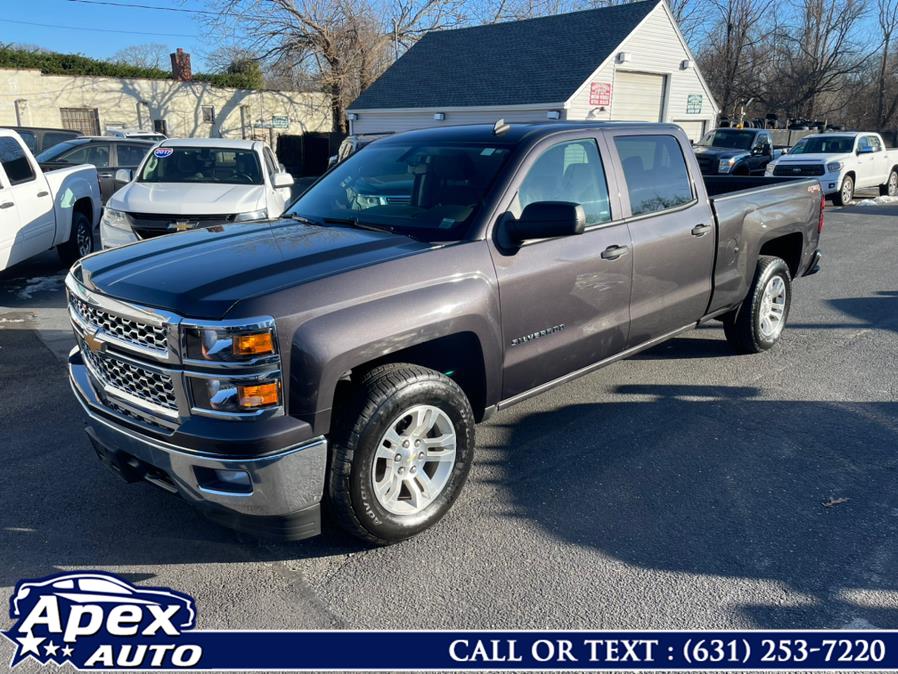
153, 147, 174, 158
480, 148, 496, 156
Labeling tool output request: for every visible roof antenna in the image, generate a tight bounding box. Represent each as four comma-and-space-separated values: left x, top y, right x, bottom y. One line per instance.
493, 118, 510, 135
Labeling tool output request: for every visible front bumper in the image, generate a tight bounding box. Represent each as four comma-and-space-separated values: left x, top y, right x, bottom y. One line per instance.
69, 350, 327, 540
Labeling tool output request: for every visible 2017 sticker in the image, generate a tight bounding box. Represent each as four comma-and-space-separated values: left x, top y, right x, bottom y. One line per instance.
153, 147, 174, 158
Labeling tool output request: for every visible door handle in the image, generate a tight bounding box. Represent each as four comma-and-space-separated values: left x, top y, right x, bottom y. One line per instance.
0, 201, 14, 209
691, 223, 712, 237
98, 172, 113, 179
36, 191, 49, 197
601, 244, 629, 260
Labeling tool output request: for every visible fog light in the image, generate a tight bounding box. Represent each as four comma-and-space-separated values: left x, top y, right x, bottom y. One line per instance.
195, 467, 252, 494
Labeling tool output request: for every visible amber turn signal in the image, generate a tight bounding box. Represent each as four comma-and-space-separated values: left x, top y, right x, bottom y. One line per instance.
237, 382, 280, 409
232, 332, 275, 357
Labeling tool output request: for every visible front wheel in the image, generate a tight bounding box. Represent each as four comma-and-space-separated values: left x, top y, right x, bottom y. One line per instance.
833, 174, 854, 206
723, 256, 792, 354
328, 363, 475, 545
57, 210, 93, 265
879, 169, 898, 197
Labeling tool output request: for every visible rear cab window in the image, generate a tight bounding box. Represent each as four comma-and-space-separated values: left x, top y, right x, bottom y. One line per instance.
613, 134, 694, 217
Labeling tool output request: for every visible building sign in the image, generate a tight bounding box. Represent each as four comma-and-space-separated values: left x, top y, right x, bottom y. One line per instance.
272, 115, 290, 129
687, 94, 703, 114
589, 82, 612, 107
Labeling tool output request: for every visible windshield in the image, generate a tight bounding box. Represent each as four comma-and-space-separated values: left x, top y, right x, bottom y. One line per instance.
138, 147, 263, 184
697, 129, 756, 150
36, 139, 87, 162
789, 136, 854, 154
287, 141, 512, 241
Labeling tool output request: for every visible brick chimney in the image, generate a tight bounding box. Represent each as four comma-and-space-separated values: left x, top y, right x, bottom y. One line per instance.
170, 48, 192, 81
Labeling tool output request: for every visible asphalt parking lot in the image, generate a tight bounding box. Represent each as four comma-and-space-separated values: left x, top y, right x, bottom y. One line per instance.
1, 200, 896, 657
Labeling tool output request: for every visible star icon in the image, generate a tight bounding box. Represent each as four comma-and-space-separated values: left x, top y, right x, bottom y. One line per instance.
16, 632, 44, 657
44, 641, 59, 657
61, 644, 74, 658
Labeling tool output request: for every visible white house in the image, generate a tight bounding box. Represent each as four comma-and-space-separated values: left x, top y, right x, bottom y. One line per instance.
348, 0, 718, 141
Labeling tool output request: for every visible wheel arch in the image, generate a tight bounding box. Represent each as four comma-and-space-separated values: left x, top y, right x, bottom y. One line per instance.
759, 231, 804, 278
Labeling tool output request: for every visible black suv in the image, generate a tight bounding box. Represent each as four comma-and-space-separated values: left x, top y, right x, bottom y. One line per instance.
693, 128, 775, 176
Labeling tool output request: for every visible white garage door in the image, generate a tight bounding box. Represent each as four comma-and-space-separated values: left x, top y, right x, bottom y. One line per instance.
612, 71, 666, 122
675, 119, 707, 142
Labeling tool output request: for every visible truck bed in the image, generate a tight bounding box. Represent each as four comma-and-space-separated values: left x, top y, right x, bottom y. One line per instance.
704, 175, 822, 314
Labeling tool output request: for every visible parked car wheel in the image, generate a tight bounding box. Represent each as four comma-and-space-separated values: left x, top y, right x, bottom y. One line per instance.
879, 169, 898, 197
329, 363, 475, 545
723, 256, 792, 354
833, 174, 854, 206
57, 209, 93, 265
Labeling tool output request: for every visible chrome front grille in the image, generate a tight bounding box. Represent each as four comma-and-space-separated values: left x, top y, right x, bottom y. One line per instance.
79, 337, 178, 411
70, 295, 168, 353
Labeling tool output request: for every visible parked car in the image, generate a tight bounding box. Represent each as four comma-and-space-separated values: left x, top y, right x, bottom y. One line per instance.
67, 121, 822, 545
1, 126, 82, 155
36, 137, 155, 203
693, 128, 779, 176
99, 138, 295, 248
765, 132, 898, 205
0, 129, 101, 271
327, 132, 392, 168
105, 128, 167, 142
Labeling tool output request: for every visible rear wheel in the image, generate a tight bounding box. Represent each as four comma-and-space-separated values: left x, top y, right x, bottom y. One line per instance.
328, 363, 475, 545
57, 209, 93, 265
879, 169, 898, 197
833, 174, 854, 206
723, 256, 792, 354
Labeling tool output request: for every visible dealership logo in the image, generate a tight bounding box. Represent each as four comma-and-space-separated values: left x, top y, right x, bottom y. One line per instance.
3, 571, 200, 669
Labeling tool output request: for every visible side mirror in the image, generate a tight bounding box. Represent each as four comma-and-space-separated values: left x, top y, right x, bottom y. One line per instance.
503, 201, 586, 246
273, 172, 294, 189
114, 168, 134, 184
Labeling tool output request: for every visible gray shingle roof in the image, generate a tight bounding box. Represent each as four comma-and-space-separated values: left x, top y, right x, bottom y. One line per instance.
350, 0, 660, 111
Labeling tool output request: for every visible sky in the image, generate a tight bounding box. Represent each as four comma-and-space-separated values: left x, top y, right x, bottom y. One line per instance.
0, 0, 221, 71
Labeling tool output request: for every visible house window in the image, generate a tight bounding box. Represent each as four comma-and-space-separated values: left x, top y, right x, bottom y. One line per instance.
202, 106, 215, 123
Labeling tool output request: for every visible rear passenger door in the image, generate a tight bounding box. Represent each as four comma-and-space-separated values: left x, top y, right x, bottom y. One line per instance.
489, 135, 633, 400
606, 131, 716, 346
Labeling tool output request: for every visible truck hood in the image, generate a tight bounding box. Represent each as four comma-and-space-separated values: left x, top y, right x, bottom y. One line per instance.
111, 182, 266, 216
776, 153, 851, 164
694, 146, 750, 161
74, 220, 433, 319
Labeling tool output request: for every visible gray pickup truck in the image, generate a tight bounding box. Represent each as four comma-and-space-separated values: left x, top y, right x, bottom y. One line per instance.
66, 122, 823, 545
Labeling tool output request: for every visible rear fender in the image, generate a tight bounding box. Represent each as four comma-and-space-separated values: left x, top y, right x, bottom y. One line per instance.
43, 165, 101, 246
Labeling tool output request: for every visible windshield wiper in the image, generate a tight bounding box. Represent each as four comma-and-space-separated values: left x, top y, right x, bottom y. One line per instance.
322, 217, 400, 236
284, 213, 321, 226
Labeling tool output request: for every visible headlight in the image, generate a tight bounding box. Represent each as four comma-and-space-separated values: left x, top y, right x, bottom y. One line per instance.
826, 162, 842, 173
188, 375, 281, 413
183, 322, 277, 363
718, 158, 736, 173
100, 208, 138, 248
233, 209, 268, 222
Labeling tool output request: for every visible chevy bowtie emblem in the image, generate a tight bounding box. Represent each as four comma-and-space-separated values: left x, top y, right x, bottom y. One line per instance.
83, 329, 105, 354
169, 221, 197, 232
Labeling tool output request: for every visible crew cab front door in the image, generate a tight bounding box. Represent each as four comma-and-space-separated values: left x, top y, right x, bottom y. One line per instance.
606, 131, 716, 346
0, 136, 54, 269
489, 136, 633, 401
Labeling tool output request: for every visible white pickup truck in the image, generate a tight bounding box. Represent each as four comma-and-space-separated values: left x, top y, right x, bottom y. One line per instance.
0, 129, 101, 272
101, 138, 295, 248
765, 132, 898, 205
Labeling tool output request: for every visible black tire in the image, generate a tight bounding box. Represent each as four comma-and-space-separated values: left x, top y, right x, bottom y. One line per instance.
879, 169, 898, 197
723, 256, 792, 354
328, 363, 475, 545
57, 209, 93, 265
833, 174, 854, 206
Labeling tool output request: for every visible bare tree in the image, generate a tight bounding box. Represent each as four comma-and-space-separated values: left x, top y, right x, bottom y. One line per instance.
876, 0, 898, 126
209, 0, 466, 132
111, 43, 170, 70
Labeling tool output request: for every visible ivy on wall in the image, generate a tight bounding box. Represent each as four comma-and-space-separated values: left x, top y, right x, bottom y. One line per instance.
0, 47, 264, 90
